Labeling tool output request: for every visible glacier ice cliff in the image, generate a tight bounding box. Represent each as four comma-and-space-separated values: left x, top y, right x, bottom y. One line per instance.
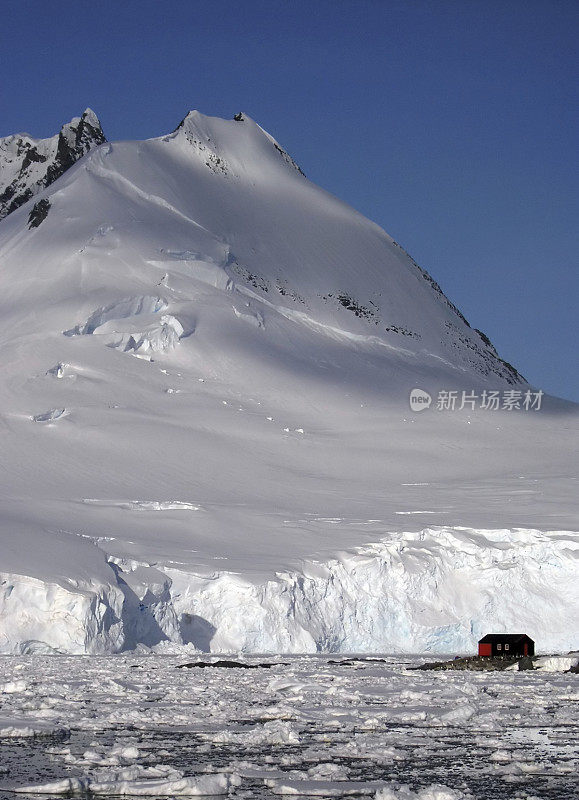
1, 527, 577, 655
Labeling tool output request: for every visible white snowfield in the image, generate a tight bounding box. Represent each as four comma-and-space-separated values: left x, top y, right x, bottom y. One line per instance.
0, 109, 577, 655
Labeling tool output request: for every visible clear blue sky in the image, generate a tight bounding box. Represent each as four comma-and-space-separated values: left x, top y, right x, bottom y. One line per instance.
2, 0, 577, 400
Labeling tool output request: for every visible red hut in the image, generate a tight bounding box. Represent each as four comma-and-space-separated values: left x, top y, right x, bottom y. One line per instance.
478, 633, 534, 657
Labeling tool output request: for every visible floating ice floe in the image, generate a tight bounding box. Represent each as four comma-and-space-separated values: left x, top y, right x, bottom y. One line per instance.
0, 680, 26, 694
375, 786, 471, 800
264, 778, 461, 797
0, 716, 69, 739
533, 653, 579, 672
61, 743, 141, 767
5, 768, 238, 796
0, 654, 577, 796
207, 719, 300, 746
265, 778, 381, 795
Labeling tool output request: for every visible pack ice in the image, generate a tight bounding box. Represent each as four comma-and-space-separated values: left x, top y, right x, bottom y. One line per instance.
0, 109, 577, 655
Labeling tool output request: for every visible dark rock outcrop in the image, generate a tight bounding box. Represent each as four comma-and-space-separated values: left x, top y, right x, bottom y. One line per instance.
27, 198, 51, 229
0, 109, 106, 222
410, 655, 528, 671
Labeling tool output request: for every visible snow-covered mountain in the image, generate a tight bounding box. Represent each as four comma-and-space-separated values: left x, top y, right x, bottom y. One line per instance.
0, 110, 577, 655
0, 108, 105, 221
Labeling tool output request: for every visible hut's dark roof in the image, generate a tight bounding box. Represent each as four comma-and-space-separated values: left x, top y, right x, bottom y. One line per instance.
478, 633, 534, 644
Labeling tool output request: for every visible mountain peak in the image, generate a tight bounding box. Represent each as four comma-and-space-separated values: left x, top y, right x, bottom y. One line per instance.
0, 109, 106, 222
80, 107, 101, 127
170, 108, 258, 142
167, 109, 306, 180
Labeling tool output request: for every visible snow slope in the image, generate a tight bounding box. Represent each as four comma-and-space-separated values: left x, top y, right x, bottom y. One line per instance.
0, 110, 577, 655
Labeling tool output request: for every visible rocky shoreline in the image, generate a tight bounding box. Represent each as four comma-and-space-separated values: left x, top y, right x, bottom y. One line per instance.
411, 653, 579, 672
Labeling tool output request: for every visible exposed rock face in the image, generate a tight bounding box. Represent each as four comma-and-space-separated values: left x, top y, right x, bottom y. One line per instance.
411, 656, 523, 671
0, 109, 106, 221
27, 198, 51, 229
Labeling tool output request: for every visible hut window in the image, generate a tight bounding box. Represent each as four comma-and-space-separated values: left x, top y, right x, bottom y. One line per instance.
497, 643, 502, 651
505, 643, 509, 651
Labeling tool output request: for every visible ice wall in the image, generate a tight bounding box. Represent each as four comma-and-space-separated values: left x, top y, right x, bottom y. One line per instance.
1, 527, 577, 655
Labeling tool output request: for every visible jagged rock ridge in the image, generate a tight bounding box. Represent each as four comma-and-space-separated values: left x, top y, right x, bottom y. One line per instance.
0, 108, 106, 221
